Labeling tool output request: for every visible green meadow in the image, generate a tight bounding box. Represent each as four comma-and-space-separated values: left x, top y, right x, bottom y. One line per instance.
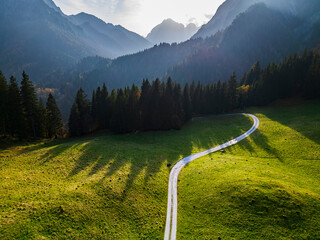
0, 100, 319, 239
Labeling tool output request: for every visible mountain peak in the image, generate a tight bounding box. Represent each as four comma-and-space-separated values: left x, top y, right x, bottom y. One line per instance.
42, 0, 63, 15
162, 18, 181, 25
147, 19, 199, 44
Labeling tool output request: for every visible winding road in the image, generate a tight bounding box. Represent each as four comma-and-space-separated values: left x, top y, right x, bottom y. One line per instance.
164, 113, 260, 240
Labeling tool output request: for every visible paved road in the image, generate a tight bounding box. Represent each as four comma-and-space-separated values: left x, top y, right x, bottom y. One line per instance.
164, 113, 260, 240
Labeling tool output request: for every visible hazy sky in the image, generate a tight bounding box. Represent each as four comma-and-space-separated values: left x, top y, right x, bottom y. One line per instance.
53, 0, 225, 36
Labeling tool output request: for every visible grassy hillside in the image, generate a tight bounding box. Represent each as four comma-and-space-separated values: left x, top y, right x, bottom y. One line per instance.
179, 100, 320, 239
0, 100, 319, 239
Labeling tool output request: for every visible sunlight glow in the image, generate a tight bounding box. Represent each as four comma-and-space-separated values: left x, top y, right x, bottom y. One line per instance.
52, 0, 225, 36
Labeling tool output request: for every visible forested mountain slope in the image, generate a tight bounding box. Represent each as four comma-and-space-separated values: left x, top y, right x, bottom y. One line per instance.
0, 0, 151, 82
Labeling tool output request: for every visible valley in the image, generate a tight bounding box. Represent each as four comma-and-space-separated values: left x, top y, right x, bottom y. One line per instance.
1, 101, 320, 239
0, 0, 320, 239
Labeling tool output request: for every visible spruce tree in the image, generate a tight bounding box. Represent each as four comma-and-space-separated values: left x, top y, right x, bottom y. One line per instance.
183, 84, 192, 121
100, 84, 109, 129
0, 71, 8, 136
91, 90, 98, 130
109, 88, 117, 124
111, 89, 126, 133
127, 84, 140, 132
72, 88, 92, 135
162, 78, 175, 129
37, 98, 47, 138
46, 93, 63, 138
227, 72, 238, 111
172, 83, 183, 129
69, 102, 80, 137
150, 79, 163, 130
8, 76, 26, 138
140, 79, 152, 130
20, 71, 38, 138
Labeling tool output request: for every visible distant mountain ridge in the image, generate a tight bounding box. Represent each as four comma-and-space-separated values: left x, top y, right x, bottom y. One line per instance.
193, 0, 320, 39
146, 19, 199, 44
40, 0, 320, 119
42, 0, 63, 15
62, 2, 320, 91
68, 12, 151, 57
0, 0, 151, 81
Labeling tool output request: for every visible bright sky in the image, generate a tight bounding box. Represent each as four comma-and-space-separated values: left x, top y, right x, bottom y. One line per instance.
53, 0, 225, 37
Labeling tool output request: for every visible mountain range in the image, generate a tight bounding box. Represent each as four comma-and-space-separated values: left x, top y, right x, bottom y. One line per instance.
0, 0, 151, 81
193, 0, 320, 39
1, 0, 319, 118
146, 19, 199, 44
59, 0, 320, 90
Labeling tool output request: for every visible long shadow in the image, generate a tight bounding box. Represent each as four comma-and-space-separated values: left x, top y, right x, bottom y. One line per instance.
64, 115, 254, 201
235, 128, 283, 162
256, 100, 320, 145
0, 138, 49, 152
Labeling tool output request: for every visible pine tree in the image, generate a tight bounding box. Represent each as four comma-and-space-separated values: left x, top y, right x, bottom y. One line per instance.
69, 102, 80, 137
108, 88, 116, 128
75, 88, 92, 135
140, 79, 152, 130
150, 79, 163, 130
46, 93, 63, 138
111, 89, 126, 133
91, 90, 98, 130
8, 76, 26, 138
161, 77, 175, 129
100, 84, 109, 128
0, 71, 8, 136
37, 98, 47, 138
183, 84, 192, 121
172, 83, 183, 129
127, 84, 140, 132
227, 72, 238, 111
20, 71, 38, 138
245, 61, 261, 86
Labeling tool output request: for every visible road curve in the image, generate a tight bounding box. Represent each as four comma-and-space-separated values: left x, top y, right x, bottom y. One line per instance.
164, 113, 260, 240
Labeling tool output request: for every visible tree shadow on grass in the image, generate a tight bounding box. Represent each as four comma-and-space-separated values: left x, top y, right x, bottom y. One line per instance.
235, 128, 283, 162
16, 114, 279, 202
254, 101, 320, 145
63, 115, 256, 200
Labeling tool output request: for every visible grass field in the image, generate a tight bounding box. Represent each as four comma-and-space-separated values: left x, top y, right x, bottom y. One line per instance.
0, 100, 319, 239
179, 100, 320, 239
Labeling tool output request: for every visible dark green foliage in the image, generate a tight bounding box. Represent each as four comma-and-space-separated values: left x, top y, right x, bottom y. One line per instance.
183, 84, 192, 121
46, 93, 63, 138
0, 71, 8, 136
20, 71, 38, 138
7, 76, 26, 138
67, 49, 320, 136
245, 49, 319, 106
0, 71, 63, 139
126, 84, 140, 132
36, 99, 47, 138
69, 103, 81, 137
227, 72, 238, 111
304, 51, 320, 99
242, 62, 261, 86
68, 89, 92, 136
111, 89, 127, 133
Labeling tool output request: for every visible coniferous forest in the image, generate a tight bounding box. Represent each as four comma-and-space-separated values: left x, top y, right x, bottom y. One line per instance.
0, 71, 63, 139
0, 49, 319, 138
68, 49, 320, 136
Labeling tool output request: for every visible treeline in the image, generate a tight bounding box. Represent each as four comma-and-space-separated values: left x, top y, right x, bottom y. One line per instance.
1, 49, 318, 139
0, 71, 63, 139
69, 78, 188, 136
240, 49, 320, 106
69, 49, 320, 136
